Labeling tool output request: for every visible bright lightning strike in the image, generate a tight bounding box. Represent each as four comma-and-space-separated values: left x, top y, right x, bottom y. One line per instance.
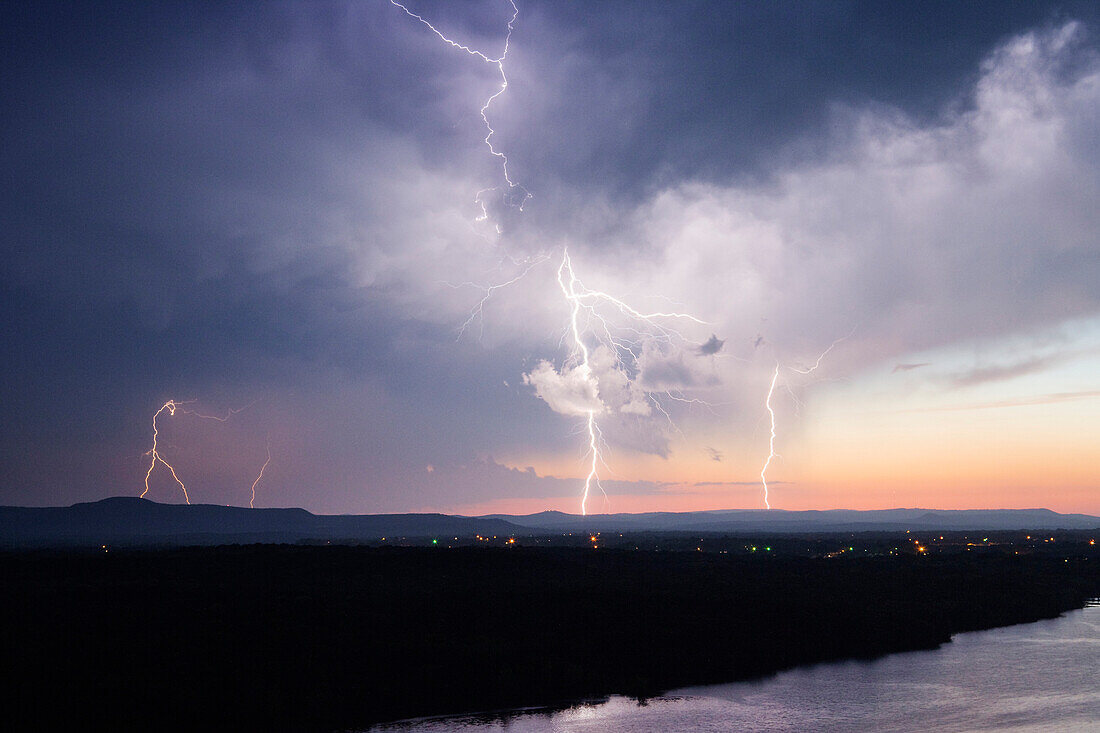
555, 250, 604, 516
582, 412, 603, 517
758, 334, 853, 508
553, 248, 707, 514
392, 1, 713, 515
759, 365, 780, 510
141, 400, 270, 506
389, 0, 530, 223
142, 400, 192, 504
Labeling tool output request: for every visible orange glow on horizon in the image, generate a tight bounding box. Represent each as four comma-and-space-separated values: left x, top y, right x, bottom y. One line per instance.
480, 382, 1100, 516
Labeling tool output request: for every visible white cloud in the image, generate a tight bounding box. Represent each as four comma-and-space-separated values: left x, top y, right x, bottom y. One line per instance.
356, 20, 1100, 470
618, 22, 1100, 376
523, 360, 604, 417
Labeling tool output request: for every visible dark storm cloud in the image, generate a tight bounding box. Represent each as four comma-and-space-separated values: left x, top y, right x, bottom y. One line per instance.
698, 334, 725, 356
506, 0, 1100, 213
2, 0, 1099, 510
0, 3, 479, 421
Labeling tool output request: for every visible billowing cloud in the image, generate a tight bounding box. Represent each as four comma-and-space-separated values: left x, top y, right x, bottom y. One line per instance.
521, 344, 674, 453
617, 21, 1100, 377
586, 346, 651, 417
523, 361, 603, 417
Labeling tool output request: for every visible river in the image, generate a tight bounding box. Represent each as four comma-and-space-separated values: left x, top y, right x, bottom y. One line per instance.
371, 603, 1099, 732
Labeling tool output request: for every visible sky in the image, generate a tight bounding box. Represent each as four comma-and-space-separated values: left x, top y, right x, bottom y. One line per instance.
2, 0, 1099, 515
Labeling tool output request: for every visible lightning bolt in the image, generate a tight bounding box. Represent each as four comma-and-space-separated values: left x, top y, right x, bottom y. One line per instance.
555, 248, 707, 514
790, 328, 855, 375
141, 399, 269, 506
759, 364, 779, 510
582, 412, 603, 517
142, 400, 192, 504
448, 253, 551, 340
389, 0, 530, 223
758, 333, 853, 508
391, 2, 712, 515
556, 250, 604, 516
250, 435, 272, 509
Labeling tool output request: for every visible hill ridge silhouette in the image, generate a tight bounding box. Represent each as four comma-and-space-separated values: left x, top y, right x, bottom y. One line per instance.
0, 497, 1096, 547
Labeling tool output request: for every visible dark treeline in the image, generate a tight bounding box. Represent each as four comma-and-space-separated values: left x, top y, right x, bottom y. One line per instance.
2, 542, 1097, 731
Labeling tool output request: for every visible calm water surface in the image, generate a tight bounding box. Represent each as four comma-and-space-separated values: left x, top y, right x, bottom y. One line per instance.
371, 605, 1099, 732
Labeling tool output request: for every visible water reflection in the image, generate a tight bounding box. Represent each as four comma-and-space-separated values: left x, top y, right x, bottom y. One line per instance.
371, 605, 1099, 732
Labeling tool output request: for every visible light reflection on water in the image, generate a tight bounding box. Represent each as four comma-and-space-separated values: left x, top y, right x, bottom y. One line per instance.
370, 605, 1099, 732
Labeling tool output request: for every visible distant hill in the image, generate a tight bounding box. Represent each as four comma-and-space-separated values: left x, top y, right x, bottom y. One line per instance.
0, 497, 522, 547
487, 507, 1100, 533
0, 498, 1096, 547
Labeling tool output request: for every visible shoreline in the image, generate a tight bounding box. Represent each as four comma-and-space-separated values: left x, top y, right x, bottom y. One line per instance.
3, 542, 1097, 731
374, 592, 1095, 730
374, 603, 1100, 731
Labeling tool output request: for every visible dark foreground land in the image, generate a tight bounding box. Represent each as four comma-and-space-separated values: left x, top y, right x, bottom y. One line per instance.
3, 539, 1097, 731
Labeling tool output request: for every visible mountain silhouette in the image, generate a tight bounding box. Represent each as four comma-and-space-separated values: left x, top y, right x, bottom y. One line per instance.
0, 498, 1095, 547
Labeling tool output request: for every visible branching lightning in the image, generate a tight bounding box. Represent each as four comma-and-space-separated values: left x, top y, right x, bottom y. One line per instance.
554, 248, 708, 514
389, 0, 530, 223
758, 333, 853, 508
142, 400, 193, 504
448, 253, 550, 339
393, 0, 846, 519
391, 1, 718, 515
141, 399, 270, 506
555, 249, 603, 515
